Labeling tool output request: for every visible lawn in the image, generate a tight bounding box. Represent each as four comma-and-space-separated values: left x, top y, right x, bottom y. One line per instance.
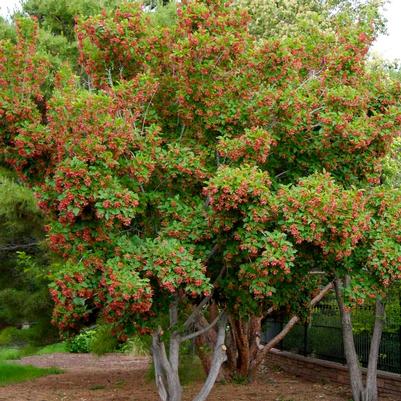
0, 343, 65, 386
0, 342, 67, 361
0, 362, 61, 386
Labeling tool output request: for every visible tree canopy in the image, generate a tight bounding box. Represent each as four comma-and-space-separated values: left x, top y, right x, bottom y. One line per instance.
1, 1, 401, 400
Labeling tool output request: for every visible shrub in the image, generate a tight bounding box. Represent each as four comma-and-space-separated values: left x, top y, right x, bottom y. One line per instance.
120, 335, 149, 356
0, 328, 16, 347
89, 325, 118, 355
66, 329, 96, 353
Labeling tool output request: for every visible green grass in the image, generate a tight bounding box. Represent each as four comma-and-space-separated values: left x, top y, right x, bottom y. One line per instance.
0, 342, 67, 361
36, 342, 67, 355
0, 362, 61, 386
0, 348, 22, 361
0, 345, 38, 361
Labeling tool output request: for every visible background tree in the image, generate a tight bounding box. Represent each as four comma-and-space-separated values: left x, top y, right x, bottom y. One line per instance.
0, 171, 57, 343
235, 0, 386, 40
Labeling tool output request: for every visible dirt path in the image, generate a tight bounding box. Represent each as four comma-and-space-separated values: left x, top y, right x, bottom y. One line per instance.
0, 353, 394, 401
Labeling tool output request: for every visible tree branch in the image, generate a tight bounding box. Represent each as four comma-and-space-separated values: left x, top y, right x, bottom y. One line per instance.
183, 296, 211, 329
192, 313, 227, 401
248, 281, 334, 381
183, 264, 226, 329
180, 314, 221, 343
0, 241, 41, 251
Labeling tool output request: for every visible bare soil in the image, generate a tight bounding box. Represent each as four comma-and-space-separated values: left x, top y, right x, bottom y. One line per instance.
0, 353, 395, 401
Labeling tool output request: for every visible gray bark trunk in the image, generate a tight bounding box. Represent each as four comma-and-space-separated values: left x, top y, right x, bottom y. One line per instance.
335, 277, 364, 401
335, 278, 385, 401
152, 331, 182, 401
192, 313, 227, 401
166, 300, 182, 401
363, 298, 385, 401
151, 299, 227, 401
152, 332, 168, 401
151, 299, 182, 401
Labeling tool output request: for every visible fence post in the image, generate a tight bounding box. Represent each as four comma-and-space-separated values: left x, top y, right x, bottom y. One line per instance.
399, 295, 401, 374
399, 324, 401, 374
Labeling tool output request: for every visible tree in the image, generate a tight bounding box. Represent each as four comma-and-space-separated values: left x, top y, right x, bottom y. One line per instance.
235, 0, 385, 40
4, 0, 125, 71
16, 0, 177, 71
1, 1, 401, 401
0, 171, 57, 342
275, 174, 401, 401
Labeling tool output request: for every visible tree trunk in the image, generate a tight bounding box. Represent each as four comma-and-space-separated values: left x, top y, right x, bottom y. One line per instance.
249, 316, 263, 363
152, 332, 168, 401
193, 314, 218, 375
335, 277, 364, 401
247, 282, 334, 382
335, 278, 386, 401
151, 300, 182, 401
193, 283, 333, 384
363, 298, 385, 401
222, 324, 237, 380
151, 329, 182, 401
151, 299, 228, 401
232, 317, 251, 378
195, 334, 213, 374
225, 315, 262, 379
192, 314, 228, 401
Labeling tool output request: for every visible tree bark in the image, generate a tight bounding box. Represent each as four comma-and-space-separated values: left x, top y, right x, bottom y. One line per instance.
193, 314, 218, 375
223, 315, 263, 380
249, 316, 263, 363
151, 300, 183, 401
247, 282, 334, 381
222, 323, 237, 380
192, 313, 228, 401
335, 278, 386, 401
168, 300, 182, 401
335, 277, 364, 401
363, 298, 385, 401
152, 328, 182, 401
152, 332, 168, 401
151, 298, 229, 401
233, 317, 251, 378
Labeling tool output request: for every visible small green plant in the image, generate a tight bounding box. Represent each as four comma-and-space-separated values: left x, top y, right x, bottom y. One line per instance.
231, 372, 249, 385
66, 329, 96, 353
89, 384, 106, 390
89, 325, 119, 355
0, 328, 16, 346
0, 324, 58, 348
0, 345, 39, 361
122, 335, 149, 356
178, 355, 205, 385
0, 348, 22, 361
0, 343, 66, 361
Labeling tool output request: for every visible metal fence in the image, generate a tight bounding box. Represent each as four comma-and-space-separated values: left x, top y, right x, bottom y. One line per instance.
262, 296, 401, 374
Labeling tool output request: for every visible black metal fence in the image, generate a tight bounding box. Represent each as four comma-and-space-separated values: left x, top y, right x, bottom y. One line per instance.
262, 296, 401, 374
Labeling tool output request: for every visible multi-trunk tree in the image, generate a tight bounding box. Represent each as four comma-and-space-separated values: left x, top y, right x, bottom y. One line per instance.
1, 1, 401, 401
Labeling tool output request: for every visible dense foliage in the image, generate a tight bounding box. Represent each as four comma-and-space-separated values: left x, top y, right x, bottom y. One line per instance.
1, 0, 401, 399
0, 0, 399, 338
0, 172, 56, 342
235, 0, 385, 40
